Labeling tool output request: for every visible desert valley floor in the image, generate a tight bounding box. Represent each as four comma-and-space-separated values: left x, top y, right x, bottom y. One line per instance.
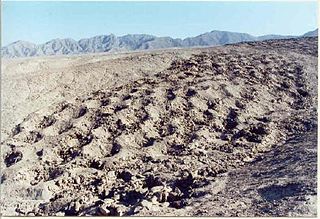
0, 37, 318, 216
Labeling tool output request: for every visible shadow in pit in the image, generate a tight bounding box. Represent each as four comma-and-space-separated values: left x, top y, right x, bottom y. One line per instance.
258, 183, 303, 202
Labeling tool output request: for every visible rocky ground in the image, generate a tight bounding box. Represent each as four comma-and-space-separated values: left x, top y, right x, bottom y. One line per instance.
0, 37, 318, 216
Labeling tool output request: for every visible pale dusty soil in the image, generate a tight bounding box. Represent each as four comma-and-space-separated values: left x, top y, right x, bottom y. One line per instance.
0, 37, 317, 216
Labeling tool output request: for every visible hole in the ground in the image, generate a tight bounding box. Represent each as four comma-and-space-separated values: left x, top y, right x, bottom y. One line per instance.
188, 133, 198, 143
74, 106, 87, 118
224, 108, 238, 130
36, 149, 44, 157
250, 123, 269, 135
168, 144, 186, 155
122, 95, 131, 101
89, 159, 104, 170
118, 170, 133, 182
186, 88, 197, 97
168, 124, 176, 135
11, 124, 22, 136
114, 104, 128, 113
48, 167, 64, 180
120, 190, 144, 206
203, 110, 213, 120
4, 150, 23, 167
167, 89, 176, 101
207, 100, 216, 110
143, 137, 156, 147
297, 88, 309, 97
100, 98, 110, 106
1, 174, 7, 183
111, 143, 121, 156
143, 175, 163, 189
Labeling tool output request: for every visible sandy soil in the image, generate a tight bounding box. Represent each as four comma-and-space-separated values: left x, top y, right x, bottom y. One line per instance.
0, 37, 317, 216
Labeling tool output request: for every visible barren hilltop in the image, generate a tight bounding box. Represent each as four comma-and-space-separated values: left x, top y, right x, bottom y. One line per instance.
0, 37, 318, 216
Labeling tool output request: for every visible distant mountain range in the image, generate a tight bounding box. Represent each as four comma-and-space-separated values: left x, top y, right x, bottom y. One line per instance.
302, 29, 318, 37
1, 29, 318, 58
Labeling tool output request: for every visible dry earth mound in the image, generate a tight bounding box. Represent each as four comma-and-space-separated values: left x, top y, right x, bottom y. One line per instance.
0, 37, 317, 216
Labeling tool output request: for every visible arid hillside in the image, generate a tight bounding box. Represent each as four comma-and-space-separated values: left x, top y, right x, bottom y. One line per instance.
0, 37, 317, 216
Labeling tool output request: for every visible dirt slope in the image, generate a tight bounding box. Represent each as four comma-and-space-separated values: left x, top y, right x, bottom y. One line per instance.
1, 49, 201, 141
0, 37, 317, 216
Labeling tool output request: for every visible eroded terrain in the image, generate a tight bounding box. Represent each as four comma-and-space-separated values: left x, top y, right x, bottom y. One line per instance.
0, 37, 317, 216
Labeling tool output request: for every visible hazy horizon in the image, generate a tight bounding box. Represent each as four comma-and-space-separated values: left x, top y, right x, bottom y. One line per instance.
2, 1, 318, 46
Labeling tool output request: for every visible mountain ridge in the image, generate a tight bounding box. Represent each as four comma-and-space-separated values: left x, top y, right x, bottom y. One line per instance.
2, 29, 318, 58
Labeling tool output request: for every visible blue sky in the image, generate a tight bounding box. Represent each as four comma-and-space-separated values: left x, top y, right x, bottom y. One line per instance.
2, 1, 318, 46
